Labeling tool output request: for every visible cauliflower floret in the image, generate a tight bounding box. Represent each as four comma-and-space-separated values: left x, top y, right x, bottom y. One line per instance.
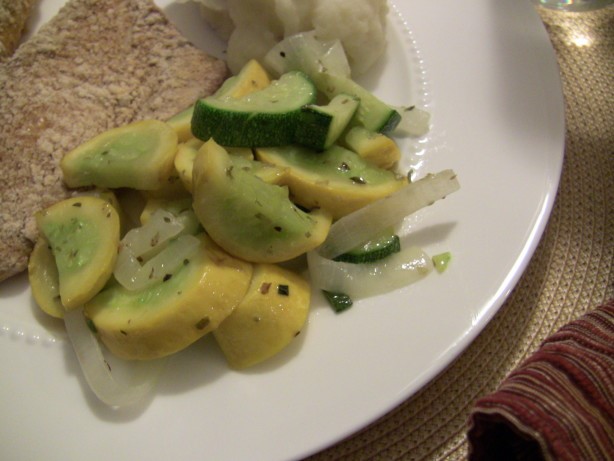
274, 0, 315, 36
188, 0, 388, 75
224, 0, 285, 73
312, 0, 388, 75
195, 0, 234, 40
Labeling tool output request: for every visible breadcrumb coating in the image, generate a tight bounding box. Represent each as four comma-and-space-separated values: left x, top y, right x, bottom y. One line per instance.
0, 0, 228, 282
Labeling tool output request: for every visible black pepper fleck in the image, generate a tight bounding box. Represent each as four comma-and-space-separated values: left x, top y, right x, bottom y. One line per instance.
260, 282, 271, 294
339, 162, 350, 172
195, 317, 210, 330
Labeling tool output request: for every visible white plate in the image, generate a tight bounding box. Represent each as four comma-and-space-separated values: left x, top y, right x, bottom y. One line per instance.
0, 1, 564, 460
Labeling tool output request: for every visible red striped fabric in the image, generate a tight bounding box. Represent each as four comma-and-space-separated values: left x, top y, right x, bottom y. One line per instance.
467, 299, 614, 461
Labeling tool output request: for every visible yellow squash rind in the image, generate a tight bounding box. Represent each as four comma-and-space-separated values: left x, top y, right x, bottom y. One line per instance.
214, 264, 310, 369
192, 139, 332, 263
256, 145, 407, 219
35, 196, 120, 309
84, 234, 253, 360
28, 237, 64, 319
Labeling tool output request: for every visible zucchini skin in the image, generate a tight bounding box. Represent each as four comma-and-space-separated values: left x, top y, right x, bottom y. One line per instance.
314, 72, 401, 134
295, 94, 360, 151
191, 100, 305, 146
377, 110, 402, 134
322, 290, 353, 313
333, 234, 401, 264
191, 71, 317, 147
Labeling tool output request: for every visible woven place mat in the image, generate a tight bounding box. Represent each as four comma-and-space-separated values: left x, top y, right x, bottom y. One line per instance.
308, 6, 614, 461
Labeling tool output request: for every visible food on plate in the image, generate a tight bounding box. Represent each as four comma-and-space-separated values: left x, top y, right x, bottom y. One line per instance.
213, 263, 311, 369
255, 145, 408, 219
61, 120, 179, 191
192, 139, 333, 263
186, 0, 388, 75
214, 58, 272, 99
192, 71, 317, 146
35, 196, 121, 309
166, 59, 272, 143
84, 233, 253, 360
18, 7, 458, 406
294, 94, 360, 151
315, 71, 401, 133
28, 191, 127, 319
0, 0, 228, 283
28, 238, 64, 319
342, 126, 401, 170
175, 138, 287, 192
0, 0, 35, 59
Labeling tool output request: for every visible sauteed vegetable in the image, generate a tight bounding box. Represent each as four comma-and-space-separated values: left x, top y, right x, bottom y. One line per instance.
28, 43, 458, 406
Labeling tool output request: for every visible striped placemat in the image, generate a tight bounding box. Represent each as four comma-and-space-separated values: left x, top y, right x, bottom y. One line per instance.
308, 5, 614, 460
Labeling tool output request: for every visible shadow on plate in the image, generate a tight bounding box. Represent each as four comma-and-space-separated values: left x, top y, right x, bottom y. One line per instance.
59, 310, 310, 421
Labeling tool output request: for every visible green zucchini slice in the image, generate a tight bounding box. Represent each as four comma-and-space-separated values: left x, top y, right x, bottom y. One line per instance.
334, 232, 401, 264
295, 93, 360, 151
314, 72, 400, 133
191, 71, 317, 147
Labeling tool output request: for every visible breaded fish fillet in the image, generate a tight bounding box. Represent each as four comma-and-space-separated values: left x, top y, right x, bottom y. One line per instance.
0, 0, 35, 59
0, 0, 228, 282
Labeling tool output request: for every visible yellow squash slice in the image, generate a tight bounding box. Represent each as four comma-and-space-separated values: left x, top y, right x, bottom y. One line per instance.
84, 234, 253, 360
35, 196, 120, 309
192, 139, 332, 263
256, 145, 407, 219
214, 264, 310, 369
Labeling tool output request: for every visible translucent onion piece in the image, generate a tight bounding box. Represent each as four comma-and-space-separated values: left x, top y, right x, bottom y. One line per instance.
316, 39, 351, 77
114, 234, 200, 291
307, 245, 434, 299
393, 105, 431, 137
263, 30, 351, 78
121, 209, 184, 260
64, 308, 165, 407
318, 170, 460, 259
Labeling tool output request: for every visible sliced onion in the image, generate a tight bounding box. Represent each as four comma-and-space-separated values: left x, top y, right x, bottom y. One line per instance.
307, 246, 433, 299
393, 105, 431, 137
263, 30, 351, 78
114, 209, 201, 291
114, 234, 200, 291
64, 308, 165, 407
121, 209, 184, 260
318, 170, 460, 259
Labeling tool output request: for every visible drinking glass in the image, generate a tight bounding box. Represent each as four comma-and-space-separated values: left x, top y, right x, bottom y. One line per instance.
532, 0, 614, 11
